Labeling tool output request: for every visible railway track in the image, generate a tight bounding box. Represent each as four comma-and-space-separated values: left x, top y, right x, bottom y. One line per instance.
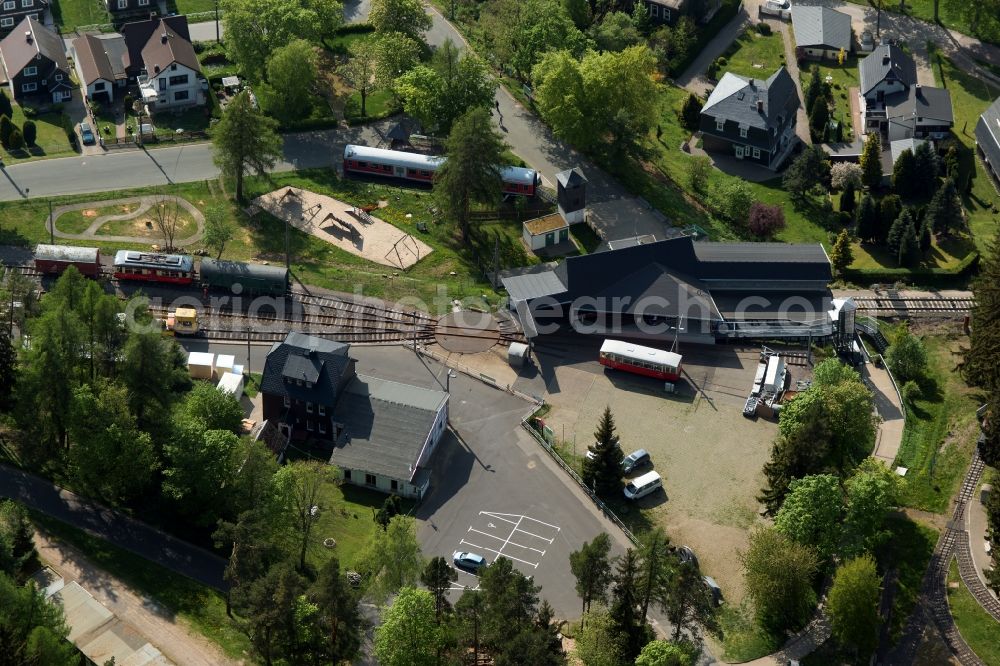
853, 296, 976, 317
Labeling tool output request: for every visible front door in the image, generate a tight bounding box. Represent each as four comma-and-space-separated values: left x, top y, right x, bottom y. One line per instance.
545, 232, 555, 246
559, 228, 568, 243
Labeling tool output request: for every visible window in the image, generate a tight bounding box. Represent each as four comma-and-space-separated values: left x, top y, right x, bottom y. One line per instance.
365, 473, 376, 487
174, 90, 189, 102
0, 17, 13, 27
169, 74, 188, 86
306, 401, 314, 413
23, 66, 37, 77
2, 1, 13, 9
138, 0, 148, 4
650, 4, 658, 17
752, 147, 761, 158
283, 395, 290, 407
171, 64, 177, 70
318, 404, 326, 416
391, 479, 399, 491
21, 82, 36, 92
307, 419, 314, 431
663, 8, 671, 20
715, 119, 724, 131
54, 74, 62, 81
739, 126, 748, 138
159, 78, 167, 92
344, 469, 351, 480
93, 81, 105, 91
318, 421, 326, 434
21, 0, 32, 7
117, 0, 126, 8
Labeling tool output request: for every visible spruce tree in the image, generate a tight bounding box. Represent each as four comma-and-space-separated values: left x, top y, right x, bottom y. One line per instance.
808, 98, 829, 143
860, 132, 882, 189
680, 93, 702, 132
830, 229, 854, 274
0, 330, 15, 410
855, 194, 878, 243
879, 195, 902, 246
919, 217, 932, 254
912, 140, 939, 195
891, 148, 916, 198
804, 66, 824, 114
886, 209, 912, 257
609, 548, 650, 662
840, 180, 856, 214
898, 220, 919, 266
925, 179, 962, 235
964, 234, 1000, 391
583, 406, 625, 497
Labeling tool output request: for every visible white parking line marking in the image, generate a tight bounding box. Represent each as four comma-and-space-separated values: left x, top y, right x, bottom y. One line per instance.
480, 512, 519, 526
459, 539, 539, 568
481, 512, 561, 532
513, 527, 555, 543
468, 527, 509, 541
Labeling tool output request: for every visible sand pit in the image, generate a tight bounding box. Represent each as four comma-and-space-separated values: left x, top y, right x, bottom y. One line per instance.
253, 188, 433, 269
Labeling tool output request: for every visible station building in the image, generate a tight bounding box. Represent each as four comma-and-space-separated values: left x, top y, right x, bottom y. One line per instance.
500, 235, 835, 344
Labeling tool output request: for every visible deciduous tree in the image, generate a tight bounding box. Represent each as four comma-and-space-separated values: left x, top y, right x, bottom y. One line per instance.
688, 156, 711, 194
745, 202, 785, 237
831, 162, 863, 190
375, 587, 442, 665
783, 146, 830, 199
663, 557, 717, 642
362, 515, 425, 604
274, 461, 332, 570
265, 39, 318, 122
435, 108, 505, 243
574, 607, 626, 666
163, 421, 242, 526
885, 324, 928, 382
842, 458, 900, 557
212, 90, 283, 202
739, 527, 819, 633
827, 555, 881, 656
774, 474, 845, 561
369, 0, 432, 40
202, 203, 236, 259
341, 37, 379, 117
590, 11, 641, 52
635, 640, 697, 666
178, 382, 245, 433
708, 179, 754, 225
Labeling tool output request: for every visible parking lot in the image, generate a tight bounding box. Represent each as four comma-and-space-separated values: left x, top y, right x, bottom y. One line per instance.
515, 334, 813, 602
345, 345, 638, 619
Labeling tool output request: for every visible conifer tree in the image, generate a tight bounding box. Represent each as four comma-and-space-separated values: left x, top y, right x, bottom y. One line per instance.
583, 406, 625, 497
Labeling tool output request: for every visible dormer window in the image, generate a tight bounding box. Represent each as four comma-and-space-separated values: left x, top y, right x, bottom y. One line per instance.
24, 66, 36, 76
305, 381, 313, 388
739, 126, 748, 138
318, 404, 326, 416
715, 119, 724, 131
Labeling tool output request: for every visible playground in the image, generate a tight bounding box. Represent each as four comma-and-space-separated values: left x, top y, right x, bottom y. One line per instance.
251, 187, 433, 270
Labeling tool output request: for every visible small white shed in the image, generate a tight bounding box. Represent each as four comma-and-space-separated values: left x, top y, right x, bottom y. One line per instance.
523, 213, 570, 251
508, 342, 529, 367
215, 354, 236, 378
187, 352, 214, 379
217, 372, 244, 398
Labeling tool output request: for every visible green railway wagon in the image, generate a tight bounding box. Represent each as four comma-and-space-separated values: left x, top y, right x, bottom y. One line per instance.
200, 258, 289, 296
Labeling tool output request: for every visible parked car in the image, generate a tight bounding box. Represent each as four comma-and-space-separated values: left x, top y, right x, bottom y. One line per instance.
585, 441, 621, 461
621, 449, 651, 474
678, 545, 698, 568
760, 0, 790, 16
79, 122, 95, 146
453, 551, 487, 571
703, 576, 723, 606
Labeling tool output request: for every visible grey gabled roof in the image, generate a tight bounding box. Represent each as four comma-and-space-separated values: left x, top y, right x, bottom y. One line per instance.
702, 67, 799, 130
0, 17, 69, 78
791, 6, 852, 51
261, 332, 352, 406
693, 242, 831, 265
976, 96, 1000, 174
890, 138, 927, 165
859, 43, 916, 96
886, 85, 953, 125
556, 167, 588, 188
500, 263, 568, 302
591, 263, 722, 321
329, 374, 447, 481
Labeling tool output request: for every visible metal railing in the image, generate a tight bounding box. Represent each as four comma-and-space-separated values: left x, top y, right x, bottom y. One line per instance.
520, 416, 639, 547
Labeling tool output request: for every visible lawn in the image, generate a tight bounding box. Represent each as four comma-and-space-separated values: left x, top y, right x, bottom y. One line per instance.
171, 0, 218, 15
718, 28, 786, 79
97, 202, 199, 239
55, 202, 142, 235
51, 0, 111, 32
798, 57, 860, 142
1, 92, 75, 162
947, 559, 1000, 665
893, 331, 984, 513
151, 107, 214, 137
850, 232, 978, 271
345, 89, 400, 124
30, 513, 253, 661
931, 55, 1000, 254
0, 170, 535, 310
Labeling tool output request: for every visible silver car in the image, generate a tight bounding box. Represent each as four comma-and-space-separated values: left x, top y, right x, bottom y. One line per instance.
453, 551, 487, 571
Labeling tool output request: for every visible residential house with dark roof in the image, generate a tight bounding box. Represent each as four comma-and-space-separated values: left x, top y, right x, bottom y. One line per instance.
976, 96, 1000, 189
699, 67, 800, 170
859, 42, 953, 139
633, 0, 722, 25
261, 332, 449, 498
0, 16, 70, 103
129, 16, 203, 111
790, 6, 852, 60
500, 235, 834, 342
0, 0, 47, 36
104, 0, 156, 23
71, 33, 128, 103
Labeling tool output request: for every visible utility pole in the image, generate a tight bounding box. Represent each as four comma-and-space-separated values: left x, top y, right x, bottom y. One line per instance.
284, 218, 290, 270
215, 0, 221, 44
48, 199, 53, 244
246, 325, 251, 377
876, 0, 882, 38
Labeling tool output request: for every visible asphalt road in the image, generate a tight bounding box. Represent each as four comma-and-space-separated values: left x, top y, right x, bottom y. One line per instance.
0, 464, 227, 589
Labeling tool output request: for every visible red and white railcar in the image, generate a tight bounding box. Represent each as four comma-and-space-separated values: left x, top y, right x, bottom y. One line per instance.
599, 339, 682, 382
113, 250, 195, 285
343, 144, 540, 196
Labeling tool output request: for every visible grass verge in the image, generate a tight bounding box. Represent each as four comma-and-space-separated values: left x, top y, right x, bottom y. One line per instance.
30, 512, 252, 661
947, 558, 1000, 665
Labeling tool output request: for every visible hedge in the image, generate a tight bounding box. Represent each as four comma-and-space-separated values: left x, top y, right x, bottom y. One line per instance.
842, 251, 980, 285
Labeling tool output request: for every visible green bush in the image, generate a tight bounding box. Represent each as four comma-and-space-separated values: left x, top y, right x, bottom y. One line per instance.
0, 115, 12, 147
21, 120, 35, 146
756, 22, 772, 35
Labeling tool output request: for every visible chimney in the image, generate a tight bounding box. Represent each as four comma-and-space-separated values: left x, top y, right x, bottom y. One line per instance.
24, 30, 31, 43
748, 78, 754, 87
915, 83, 922, 98
161, 31, 169, 43
757, 100, 764, 113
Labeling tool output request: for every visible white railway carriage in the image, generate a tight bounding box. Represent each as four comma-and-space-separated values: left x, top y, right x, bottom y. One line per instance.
343, 144, 540, 196
599, 339, 682, 381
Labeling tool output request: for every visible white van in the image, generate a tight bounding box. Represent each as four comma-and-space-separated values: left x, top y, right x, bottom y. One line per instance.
624, 471, 662, 500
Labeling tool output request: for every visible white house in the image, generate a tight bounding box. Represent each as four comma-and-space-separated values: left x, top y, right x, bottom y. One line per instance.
71, 33, 128, 104
136, 21, 203, 111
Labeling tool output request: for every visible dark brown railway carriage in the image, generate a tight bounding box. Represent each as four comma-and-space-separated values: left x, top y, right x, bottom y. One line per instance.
34, 244, 101, 278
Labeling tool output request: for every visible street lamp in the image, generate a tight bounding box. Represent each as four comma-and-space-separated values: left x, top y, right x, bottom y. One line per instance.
446, 369, 457, 393
671, 315, 685, 354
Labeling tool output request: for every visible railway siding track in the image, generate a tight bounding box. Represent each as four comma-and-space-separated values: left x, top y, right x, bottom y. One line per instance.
853, 297, 976, 317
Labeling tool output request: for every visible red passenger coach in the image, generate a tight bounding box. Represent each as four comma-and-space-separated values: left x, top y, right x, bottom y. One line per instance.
113, 250, 195, 285
343, 144, 540, 196
599, 339, 682, 382
34, 244, 101, 277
